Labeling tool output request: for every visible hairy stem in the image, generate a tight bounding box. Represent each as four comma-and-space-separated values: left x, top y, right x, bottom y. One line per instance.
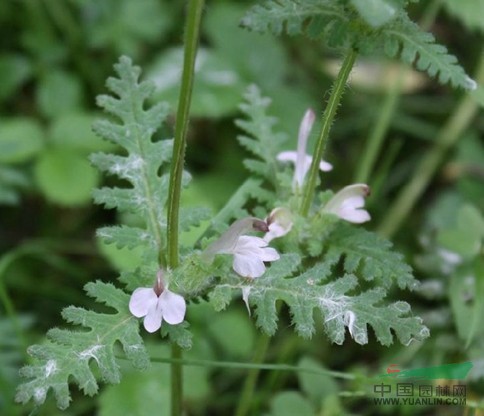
166, 1, 205, 415
166, 0, 204, 269
300, 49, 357, 216
379, 54, 484, 238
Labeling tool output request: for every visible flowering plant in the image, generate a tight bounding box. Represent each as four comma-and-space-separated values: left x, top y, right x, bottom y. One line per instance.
14, 0, 480, 414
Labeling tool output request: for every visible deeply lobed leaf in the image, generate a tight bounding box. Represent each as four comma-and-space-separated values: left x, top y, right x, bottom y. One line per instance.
16, 282, 150, 409
210, 255, 429, 345
243, 0, 475, 90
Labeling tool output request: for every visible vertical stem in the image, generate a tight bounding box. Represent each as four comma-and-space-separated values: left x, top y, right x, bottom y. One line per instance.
166, 1, 205, 415
234, 333, 271, 416
354, 74, 403, 183
378, 54, 484, 238
300, 49, 357, 216
167, 0, 204, 268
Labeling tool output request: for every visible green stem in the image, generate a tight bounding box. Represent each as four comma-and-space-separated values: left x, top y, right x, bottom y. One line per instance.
354, 74, 403, 183
171, 343, 183, 416
166, 0, 204, 269
234, 333, 272, 416
300, 49, 357, 216
145, 355, 356, 380
378, 53, 484, 238
166, 1, 205, 415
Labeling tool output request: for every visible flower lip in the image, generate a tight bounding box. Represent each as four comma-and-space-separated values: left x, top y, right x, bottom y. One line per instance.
323, 184, 371, 224
231, 235, 280, 278
203, 216, 270, 260
129, 269, 187, 333
264, 207, 293, 243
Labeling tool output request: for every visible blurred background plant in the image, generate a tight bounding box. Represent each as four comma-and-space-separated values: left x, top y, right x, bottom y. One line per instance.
0, 0, 483, 415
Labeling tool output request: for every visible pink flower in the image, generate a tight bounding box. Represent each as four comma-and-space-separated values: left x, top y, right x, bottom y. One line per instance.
277, 109, 332, 189
324, 184, 371, 223
263, 207, 293, 243
129, 271, 186, 333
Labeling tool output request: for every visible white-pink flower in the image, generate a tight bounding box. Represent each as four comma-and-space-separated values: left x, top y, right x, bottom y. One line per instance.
129, 271, 186, 333
225, 235, 280, 278
203, 217, 279, 278
263, 207, 293, 243
277, 109, 332, 189
324, 184, 371, 223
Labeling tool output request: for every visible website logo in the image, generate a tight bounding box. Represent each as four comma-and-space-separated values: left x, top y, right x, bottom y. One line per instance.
371, 362, 472, 407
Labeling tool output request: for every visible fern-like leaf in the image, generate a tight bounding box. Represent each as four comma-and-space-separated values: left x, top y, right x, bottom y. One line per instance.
380, 16, 477, 90
243, 0, 476, 90
321, 223, 418, 290
16, 282, 149, 409
236, 85, 287, 183
210, 254, 429, 345
90, 56, 173, 257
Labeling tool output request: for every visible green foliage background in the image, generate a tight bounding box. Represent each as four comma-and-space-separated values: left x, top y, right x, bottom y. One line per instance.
0, 0, 483, 415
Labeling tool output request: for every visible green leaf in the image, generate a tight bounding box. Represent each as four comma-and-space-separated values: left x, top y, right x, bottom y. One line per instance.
207, 310, 255, 358
36, 70, 83, 118
97, 238, 145, 272
0, 54, 31, 101
298, 357, 339, 405
0, 165, 29, 205
437, 204, 484, 259
50, 113, 117, 154
0, 118, 44, 164
34, 148, 99, 206
16, 282, 150, 410
211, 254, 428, 345
322, 223, 418, 290
90, 56, 173, 258
268, 391, 314, 416
380, 16, 477, 90
98, 364, 170, 416
236, 85, 287, 184
243, 0, 475, 89
205, 3, 288, 90
84, 0, 173, 58
148, 48, 246, 118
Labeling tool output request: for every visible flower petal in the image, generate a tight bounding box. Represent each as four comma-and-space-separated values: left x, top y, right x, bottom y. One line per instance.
235, 235, 268, 250
203, 217, 267, 258
276, 151, 298, 164
324, 184, 370, 223
338, 208, 370, 223
143, 301, 163, 333
264, 207, 293, 242
295, 110, 315, 186
233, 253, 266, 278
129, 288, 158, 318
159, 290, 186, 325
259, 246, 280, 262
319, 160, 333, 172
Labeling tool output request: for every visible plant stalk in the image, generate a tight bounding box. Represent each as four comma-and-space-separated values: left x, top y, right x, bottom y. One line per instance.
379, 54, 484, 238
234, 333, 272, 416
166, 1, 205, 415
300, 49, 357, 216
354, 74, 403, 183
